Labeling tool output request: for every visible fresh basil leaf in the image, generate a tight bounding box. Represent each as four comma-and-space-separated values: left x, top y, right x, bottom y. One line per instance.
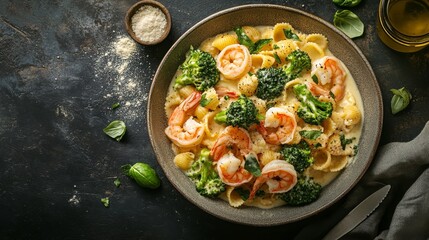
333, 10, 364, 39
200, 93, 211, 107
111, 102, 120, 110
101, 197, 110, 207
299, 130, 323, 140
329, 91, 336, 99
273, 44, 279, 50
103, 120, 126, 141
113, 178, 121, 187
234, 27, 254, 49
123, 162, 161, 189
234, 26, 271, 53
333, 0, 362, 7
244, 154, 261, 177
311, 74, 319, 84
340, 134, 356, 150
283, 29, 300, 41
314, 142, 322, 148
252, 38, 272, 53
390, 87, 412, 114
273, 52, 282, 64
121, 164, 132, 176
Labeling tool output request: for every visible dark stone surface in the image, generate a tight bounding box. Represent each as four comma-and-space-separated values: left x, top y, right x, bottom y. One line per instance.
0, 0, 427, 239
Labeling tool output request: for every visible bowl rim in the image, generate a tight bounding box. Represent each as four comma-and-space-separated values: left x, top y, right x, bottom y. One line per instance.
147, 3, 383, 226
124, 0, 172, 45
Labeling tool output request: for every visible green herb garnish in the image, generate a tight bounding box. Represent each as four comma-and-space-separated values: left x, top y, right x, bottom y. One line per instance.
340, 134, 356, 150
200, 93, 211, 107
333, 10, 364, 39
299, 130, 323, 140
283, 29, 300, 41
273, 52, 282, 64
234, 27, 272, 53
333, 0, 362, 7
121, 162, 161, 189
311, 74, 319, 84
111, 102, 120, 110
244, 153, 261, 177
390, 87, 412, 114
114, 178, 121, 188
101, 197, 110, 208
103, 120, 126, 142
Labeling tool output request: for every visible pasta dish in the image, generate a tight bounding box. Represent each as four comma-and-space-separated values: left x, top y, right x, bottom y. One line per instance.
164, 22, 362, 208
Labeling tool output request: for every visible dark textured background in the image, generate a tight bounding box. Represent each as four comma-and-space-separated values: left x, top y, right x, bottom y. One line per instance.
1, 0, 428, 239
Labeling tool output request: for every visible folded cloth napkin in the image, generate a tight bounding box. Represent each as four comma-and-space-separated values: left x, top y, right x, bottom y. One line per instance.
295, 121, 429, 240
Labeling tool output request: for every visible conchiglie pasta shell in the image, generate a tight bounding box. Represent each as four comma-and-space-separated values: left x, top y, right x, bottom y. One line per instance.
311, 149, 331, 171
251, 54, 275, 70
343, 105, 361, 126
202, 111, 218, 139
174, 152, 195, 170
238, 74, 258, 97
199, 37, 219, 57
322, 118, 337, 137
178, 85, 196, 98
165, 91, 182, 117
305, 33, 328, 50
273, 22, 294, 42
301, 42, 325, 61
242, 26, 261, 42
327, 134, 354, 156
226, 186, 245, 207
252, 97, 267, 116
202, 88, 219, 111
275, 40, 298, 61
328, 155, 348, 172
194, 105, 209, 121
261, 27, 274, 39
212, 34, 238, 51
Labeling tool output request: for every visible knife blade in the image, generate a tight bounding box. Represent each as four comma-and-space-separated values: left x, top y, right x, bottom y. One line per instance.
322, 184, 391, 240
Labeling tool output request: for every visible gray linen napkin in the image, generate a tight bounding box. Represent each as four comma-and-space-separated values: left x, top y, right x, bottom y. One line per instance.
295, 121, 429, 240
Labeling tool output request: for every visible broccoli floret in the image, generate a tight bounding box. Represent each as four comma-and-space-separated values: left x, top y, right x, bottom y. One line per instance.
255, 67, 289, 101
174, 47, 220, 91
280, 176, 322, 206
280, 141, 314, 173
214, 95, 261, 129
186, 149, 225, 198
293, 84, 333, 125
283, 50, 311, 80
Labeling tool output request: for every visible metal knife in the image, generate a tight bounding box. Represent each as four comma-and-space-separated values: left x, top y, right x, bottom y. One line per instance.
322, 185, 391, 240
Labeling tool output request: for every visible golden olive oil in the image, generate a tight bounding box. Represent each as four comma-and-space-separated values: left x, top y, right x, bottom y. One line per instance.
388, 0, 429, 36
377, 0, 429, 52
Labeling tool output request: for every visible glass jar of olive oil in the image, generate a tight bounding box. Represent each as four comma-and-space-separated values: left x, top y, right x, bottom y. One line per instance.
377, 0, 429, 52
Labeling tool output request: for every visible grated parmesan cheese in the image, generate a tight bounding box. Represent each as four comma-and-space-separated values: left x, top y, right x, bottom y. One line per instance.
131, 5, 167, 43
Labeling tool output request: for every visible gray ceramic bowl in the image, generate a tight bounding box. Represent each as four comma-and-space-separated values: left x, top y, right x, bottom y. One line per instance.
147, 4, 383, 226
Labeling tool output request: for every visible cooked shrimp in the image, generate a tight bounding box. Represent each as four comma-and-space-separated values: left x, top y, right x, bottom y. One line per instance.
216, 44, 252, 80
216, 152, 253, 186
210, 126, 251, 161
215, 86, 239, 99
249, 160, 297, 200
257, 107, 297, 145
307, 56, 346, 101
165, 91, 205, 148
